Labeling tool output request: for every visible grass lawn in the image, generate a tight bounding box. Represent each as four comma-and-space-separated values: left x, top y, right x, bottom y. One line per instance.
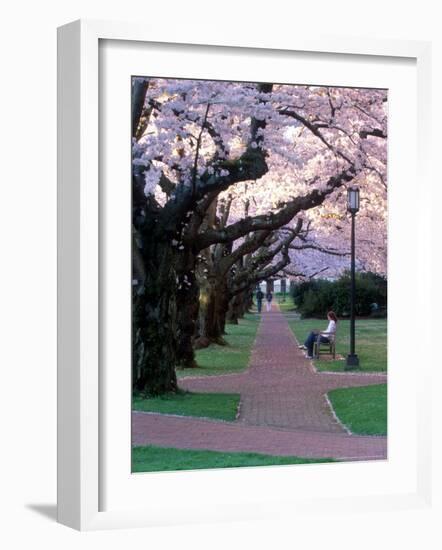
327, 383, 387, 435
287, 317, 387, 372
276, 300, 297, 313
178, 313, 260, 378
132, 445, 334, 472
133, 391, 240, 421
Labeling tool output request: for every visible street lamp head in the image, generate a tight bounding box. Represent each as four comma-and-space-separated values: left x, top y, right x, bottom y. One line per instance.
347, 186, 360, 214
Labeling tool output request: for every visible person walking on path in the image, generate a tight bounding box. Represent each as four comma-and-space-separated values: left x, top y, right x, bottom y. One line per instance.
256, 288, 264, 313
266, 290, 273, 312
300, 311, 337, 359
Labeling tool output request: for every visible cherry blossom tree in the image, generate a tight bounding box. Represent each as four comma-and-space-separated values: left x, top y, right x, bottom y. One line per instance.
131, 77, 387, 395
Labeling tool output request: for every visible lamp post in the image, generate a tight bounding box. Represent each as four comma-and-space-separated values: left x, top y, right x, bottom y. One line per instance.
346, 186, 360, 370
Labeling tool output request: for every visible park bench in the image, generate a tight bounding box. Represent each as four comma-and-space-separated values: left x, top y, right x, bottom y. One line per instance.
313, 331, 337, 360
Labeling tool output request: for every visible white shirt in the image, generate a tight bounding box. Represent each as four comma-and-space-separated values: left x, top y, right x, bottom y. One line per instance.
322, 320, 336, 337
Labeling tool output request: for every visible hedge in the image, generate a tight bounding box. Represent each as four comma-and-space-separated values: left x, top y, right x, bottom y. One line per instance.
291, 271, 387, 318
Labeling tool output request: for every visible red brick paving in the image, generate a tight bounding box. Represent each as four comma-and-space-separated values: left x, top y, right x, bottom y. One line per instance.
132, 305, 387, 460
132, 414, 386, 460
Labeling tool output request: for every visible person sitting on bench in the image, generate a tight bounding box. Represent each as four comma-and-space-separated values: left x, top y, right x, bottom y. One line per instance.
299, 311, 337, 359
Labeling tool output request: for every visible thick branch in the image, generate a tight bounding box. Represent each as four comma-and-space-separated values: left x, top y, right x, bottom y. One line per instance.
160, 84, 274, 230
219, 194, 233, 229
289, 242, 350, 256
195, 167, 356, 250
231, 251, 290, 297
132, 79, 149, 138
283, 266, 329, 279
229, 229, 298, 296
359, 128, 387, 139
217, 230, 272, 277
278, 107, 354, 165
191, 103, 211, 195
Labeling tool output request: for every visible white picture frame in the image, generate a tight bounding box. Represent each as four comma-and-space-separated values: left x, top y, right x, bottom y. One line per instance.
57, 19, 432, 531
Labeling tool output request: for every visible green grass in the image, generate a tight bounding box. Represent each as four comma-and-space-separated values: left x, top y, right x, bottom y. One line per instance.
132, 445, 334, 472
133, 391, 240, 421
276, 300, 297, 313
327, 384, 387, 435
178, 313, 260, 378
287, 317, 387, 372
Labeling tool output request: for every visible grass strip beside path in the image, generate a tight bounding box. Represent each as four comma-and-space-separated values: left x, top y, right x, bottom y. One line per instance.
178, 313, 260, 378
327, 383, 387, 436
276, 300, 297, 313
132, 445, 334, 472
133, 392, 240, 422
287, 318, 387, 372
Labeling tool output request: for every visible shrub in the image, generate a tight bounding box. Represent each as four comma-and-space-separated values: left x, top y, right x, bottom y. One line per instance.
291, 271, 387, 318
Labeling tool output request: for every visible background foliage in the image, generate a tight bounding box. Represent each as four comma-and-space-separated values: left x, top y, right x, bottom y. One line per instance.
291, 271, 387, 318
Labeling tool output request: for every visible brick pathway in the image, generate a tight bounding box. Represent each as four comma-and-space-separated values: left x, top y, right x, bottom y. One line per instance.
132, 305, 387, 460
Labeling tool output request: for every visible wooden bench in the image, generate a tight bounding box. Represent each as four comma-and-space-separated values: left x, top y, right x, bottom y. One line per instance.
313, 331, 337, 359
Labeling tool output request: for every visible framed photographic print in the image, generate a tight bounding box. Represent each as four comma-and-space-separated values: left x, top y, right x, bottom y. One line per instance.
57, 19, 432, 530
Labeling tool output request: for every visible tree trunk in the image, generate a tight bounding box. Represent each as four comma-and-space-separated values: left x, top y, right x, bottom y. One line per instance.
227, 287, 253, 323
238, 289, 253, 317
226, 293, 243, 324
175, 250, 199, 369
217, 290, 229, 335
175, 289, 199, 368
214, 277, 230, 336
195, 275, 228, 348
244, 290, 254, 313
132, 235, 178, 396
